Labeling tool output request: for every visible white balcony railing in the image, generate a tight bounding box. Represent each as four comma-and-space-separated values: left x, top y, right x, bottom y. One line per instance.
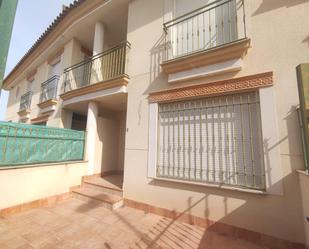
19, 91, 32, 111
163, 0, 246, 61
40, 75, 59, 103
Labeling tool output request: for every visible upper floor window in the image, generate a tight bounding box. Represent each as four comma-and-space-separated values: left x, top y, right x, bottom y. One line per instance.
27, 80, 34, 92
49, 58, 61, 78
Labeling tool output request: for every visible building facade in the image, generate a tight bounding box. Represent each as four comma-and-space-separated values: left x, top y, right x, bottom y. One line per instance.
2, 0, 309, 247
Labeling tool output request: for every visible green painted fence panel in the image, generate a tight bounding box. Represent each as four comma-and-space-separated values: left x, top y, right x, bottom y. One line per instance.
0, 122, 85, 167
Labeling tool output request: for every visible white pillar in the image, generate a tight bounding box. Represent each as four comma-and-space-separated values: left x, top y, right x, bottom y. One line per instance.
92, 22, 105, 83
93, 22, 105, 55
86, 101, 99, 175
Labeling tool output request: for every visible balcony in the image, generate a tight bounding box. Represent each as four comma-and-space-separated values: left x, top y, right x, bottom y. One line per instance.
18, 91, 32, 118
60, 41, 130, 101
37, 76, 59, 111
161, 0, 250, 78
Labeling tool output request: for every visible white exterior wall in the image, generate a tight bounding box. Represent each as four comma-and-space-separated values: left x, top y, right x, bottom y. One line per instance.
0, 161, 87, 210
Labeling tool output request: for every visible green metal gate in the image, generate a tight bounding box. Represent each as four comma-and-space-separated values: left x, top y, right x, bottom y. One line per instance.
0, 122, 85, 167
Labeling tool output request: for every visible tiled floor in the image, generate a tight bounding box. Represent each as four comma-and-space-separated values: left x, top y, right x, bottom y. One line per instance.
0, 198, 268, 249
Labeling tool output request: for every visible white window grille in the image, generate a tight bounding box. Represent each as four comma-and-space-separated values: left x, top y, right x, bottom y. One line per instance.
157, 91, 265, 190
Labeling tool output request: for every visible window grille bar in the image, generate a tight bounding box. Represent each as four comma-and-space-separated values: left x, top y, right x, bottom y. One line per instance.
255, 91, 265, 188
199, 104, 203, 181
212, 99, 216, 182
247, 94, 255, 187
157, 92, 265, 190
205, 102, 209, 182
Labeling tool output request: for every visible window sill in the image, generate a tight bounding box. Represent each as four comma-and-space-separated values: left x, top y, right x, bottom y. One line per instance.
151, 176, 267, 195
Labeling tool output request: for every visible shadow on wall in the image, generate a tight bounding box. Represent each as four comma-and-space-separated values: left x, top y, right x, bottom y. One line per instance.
148, 34, 166, 92
144, 30, 239, 96
253, 0, 309, 16
74, 103, 306, 246
302, 36, 309, 48
74, 170, 305, 248
145, 104, 305, 245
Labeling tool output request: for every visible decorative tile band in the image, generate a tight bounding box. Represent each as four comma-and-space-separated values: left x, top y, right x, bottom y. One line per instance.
149, 72, 273, 103
124, 198, 306, 249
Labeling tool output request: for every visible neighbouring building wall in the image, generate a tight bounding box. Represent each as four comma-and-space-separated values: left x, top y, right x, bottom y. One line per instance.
298, 171, 309, 247
0, 161, 87, 210
123, 0, 309, 244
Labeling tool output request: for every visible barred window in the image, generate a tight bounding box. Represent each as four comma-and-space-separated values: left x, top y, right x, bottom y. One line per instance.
157, 92, 265, 190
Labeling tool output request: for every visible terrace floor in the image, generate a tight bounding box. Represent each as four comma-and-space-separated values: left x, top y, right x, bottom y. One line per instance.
0, 198, 268, 249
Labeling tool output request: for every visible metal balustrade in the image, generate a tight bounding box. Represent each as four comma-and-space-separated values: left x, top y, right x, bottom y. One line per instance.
163, 0, 246, 61
157, 92, 265, 190
19, 91, 32, 111
40, 75, 59, 103
63, 41, 130, 93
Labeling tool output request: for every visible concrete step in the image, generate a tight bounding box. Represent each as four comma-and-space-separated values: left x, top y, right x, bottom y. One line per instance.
83, 177, 123, 197
72, 187, 123, 210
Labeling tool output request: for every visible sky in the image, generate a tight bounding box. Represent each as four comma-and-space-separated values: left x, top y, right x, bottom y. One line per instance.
0, 0, 73, 120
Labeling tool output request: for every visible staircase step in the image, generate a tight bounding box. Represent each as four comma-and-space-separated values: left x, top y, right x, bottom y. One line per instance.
72, 187, 123, 210
83, 177, 123, 197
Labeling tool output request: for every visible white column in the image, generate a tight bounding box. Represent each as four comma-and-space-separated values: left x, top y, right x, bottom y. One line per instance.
93, 21, 105, 55
92, 22, 105, 83
86, 101, 99, 175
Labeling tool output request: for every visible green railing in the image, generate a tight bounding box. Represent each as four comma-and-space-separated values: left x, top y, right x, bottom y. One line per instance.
0, 122, 85, 167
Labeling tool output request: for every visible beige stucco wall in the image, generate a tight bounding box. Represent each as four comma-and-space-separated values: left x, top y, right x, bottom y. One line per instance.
0, 161, 87, 210
99, 112, 126, 173
123, 0, 309, 244
298, 171, 309, 247
117, 111, 127, 172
